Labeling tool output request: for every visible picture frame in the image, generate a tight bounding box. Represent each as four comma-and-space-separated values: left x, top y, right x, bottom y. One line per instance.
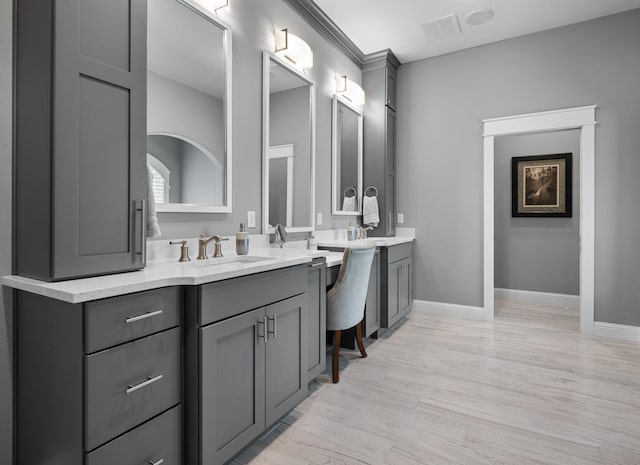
511, 153, 572, 217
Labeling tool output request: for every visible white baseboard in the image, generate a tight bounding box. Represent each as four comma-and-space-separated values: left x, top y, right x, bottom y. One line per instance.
413, 300, 484, 321
494, 288, 579, 309
593, 322, 640, 342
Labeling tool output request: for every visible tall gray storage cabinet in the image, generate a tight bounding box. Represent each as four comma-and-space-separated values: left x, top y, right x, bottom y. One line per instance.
363, 51, 400, 237
14, 0, 148, 281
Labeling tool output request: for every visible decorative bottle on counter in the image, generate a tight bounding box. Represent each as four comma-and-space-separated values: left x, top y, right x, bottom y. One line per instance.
236, 223, 249, 255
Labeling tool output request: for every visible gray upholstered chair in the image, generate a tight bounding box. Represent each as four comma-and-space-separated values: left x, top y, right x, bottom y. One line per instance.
326, 244, 376, 383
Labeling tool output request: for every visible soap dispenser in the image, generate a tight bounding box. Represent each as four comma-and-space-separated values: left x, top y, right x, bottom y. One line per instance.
236, 223, 249, 255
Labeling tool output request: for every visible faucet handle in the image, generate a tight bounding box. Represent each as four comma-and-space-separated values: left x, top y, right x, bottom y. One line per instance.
169, 240, 191, 262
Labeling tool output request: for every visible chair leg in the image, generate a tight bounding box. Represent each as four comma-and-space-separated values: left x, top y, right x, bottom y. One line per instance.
332, 330, 341, 383
355, 321, 367, 358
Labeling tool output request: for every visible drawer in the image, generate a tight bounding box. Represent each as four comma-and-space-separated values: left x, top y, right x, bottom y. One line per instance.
387, 241, 413, 264
85, 287, 181, 353
85, 327, 180, 450
200, 265, 307, 326
86, 406, 181, 465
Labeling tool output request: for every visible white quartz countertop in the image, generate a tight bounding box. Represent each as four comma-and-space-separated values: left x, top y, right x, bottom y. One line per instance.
1, 248, 330, 304
311, 236, 414, 248
325, 252, 345, 268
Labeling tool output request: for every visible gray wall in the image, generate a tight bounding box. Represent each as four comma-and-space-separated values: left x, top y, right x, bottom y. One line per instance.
397, 10, 640, 325
155, 0, 362, 238
494, 130, 580, 295
0, 0, 11, 460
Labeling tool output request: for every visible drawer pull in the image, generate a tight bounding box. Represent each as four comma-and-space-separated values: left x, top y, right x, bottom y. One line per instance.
310, 262, 324, 268
149, 460, 164, 465
125, 309, 163, 324
126, 374, 163, 394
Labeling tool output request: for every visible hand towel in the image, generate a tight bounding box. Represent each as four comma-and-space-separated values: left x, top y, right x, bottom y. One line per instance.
363, 194, 379, 228
342, 195, 357, 212
146, 166, 162, 238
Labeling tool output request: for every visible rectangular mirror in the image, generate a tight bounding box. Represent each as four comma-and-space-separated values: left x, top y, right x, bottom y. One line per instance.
262, 52, 316, 233
332, 95, 363, 215
147, 0, 232, 213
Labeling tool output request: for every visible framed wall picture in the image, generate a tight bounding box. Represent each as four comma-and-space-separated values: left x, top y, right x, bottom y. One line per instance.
511, 153, 572, 217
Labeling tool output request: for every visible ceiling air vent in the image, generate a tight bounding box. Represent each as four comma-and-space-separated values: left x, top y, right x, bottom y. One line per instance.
420, 13, 462, 41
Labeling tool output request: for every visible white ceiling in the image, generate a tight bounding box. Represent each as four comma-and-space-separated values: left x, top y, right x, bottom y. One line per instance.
313, 0, 640, 63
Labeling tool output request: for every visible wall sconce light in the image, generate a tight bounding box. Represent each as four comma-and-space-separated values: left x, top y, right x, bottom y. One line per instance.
275, 28, 314, 71
195, 0, 229, 13
335, 75, 365, 106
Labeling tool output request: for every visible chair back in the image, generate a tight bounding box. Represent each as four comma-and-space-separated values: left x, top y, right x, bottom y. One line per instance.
326, 245, 375, 331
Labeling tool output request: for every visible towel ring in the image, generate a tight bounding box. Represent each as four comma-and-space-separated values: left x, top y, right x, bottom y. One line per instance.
365, 185, 378, 197
343, 186, 357, 198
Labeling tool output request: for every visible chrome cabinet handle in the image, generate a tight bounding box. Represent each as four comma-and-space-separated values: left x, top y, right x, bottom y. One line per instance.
310, 262, 324, 268
149, 459, 164, 465
267, 314, 277, 339
135, 200, 146, 263
258, 317, 267, 344
126, 374, 163, 394
125, 309, 163, 324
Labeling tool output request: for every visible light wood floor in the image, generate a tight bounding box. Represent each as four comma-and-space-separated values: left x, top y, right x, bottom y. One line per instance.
231, 300, 640, 465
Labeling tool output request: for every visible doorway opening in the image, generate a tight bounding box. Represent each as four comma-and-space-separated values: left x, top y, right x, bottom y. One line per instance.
482, 106, 597, 335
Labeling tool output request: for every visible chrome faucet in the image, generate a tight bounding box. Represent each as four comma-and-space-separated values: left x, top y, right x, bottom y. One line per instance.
274, 224, 287, 248
198, 234, 229, 259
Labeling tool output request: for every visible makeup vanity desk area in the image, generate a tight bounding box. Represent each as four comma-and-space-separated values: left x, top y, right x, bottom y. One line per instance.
315, 234, 415, 341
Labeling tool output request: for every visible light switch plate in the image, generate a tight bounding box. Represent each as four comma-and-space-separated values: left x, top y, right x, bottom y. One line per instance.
317, 212, 323, 225
397, 213, 404, 224
247, 211, 256, 228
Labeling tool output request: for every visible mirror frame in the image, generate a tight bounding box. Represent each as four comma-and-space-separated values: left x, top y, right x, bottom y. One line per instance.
152, 0, 233, 213
262, 51, 316, 233
331, 95, 363, 215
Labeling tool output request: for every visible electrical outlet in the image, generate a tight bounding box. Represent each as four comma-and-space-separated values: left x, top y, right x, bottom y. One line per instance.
397, 213, 404, 224
317, 212, 323, 225
247, 211, 256, 228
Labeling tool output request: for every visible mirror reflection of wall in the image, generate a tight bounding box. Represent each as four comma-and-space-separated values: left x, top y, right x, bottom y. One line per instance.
147, 134, 223, 205
264, 54, 315, 232
147, 0, 230, 211
332, 96, 363, 215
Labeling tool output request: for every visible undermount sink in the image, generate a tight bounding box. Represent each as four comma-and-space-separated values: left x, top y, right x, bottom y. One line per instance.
189, 255, 275, 268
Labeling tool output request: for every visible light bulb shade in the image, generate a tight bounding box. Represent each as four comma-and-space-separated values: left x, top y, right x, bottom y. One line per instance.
275, 29, 314, 71
335, 75, 365, 106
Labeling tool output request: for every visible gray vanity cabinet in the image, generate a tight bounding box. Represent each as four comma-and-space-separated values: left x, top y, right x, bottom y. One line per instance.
185, 266, 309, 465
200, 307, 267, 465
383, 243, 414, 328
364, 248, 382, 337
15, 287, 182, 465
362, 51, 400, 237
14, 0, 147, 281
307, 258, 327, 381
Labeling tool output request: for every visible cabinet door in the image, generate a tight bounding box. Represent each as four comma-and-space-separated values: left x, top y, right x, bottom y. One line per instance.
53, 0, 147, 279
266, 294, 308, 426
385, 107, 396, 236
307, 261, 327, 381
365, 249, 381, 337
200, 308, 266, 465
398, 258, 412, 316
386, 66, 397, 111
387, 260, 401, 326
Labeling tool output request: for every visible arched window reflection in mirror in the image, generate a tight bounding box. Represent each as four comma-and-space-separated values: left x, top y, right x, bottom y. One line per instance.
147, 0, 232, 213
332, 95, 363, 215
262, 52, 316, 233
